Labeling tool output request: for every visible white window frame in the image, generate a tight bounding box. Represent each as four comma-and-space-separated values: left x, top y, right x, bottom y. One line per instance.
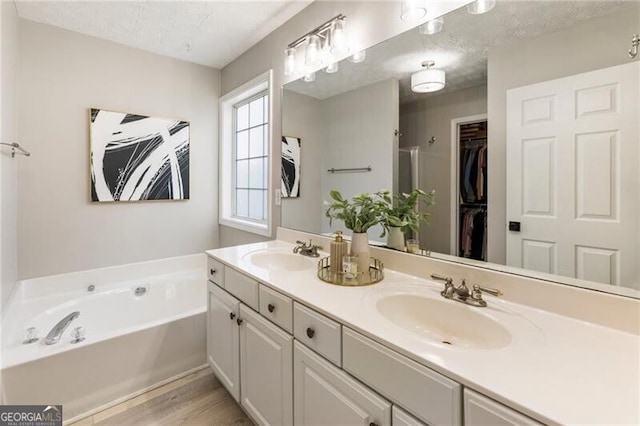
219, 70, 273, 237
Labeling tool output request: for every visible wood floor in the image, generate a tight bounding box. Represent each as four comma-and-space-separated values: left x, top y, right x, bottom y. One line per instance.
69, 368, 252, 426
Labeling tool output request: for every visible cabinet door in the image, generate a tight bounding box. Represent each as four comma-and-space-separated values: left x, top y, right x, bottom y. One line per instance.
239, 304, 293, 426
464, 389, 542, 426
294, 341, 391, 426
207, 282, 240, 402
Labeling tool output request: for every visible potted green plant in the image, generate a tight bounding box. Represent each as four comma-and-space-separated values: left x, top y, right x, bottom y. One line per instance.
325, 190, 384, 273
377, 189, 435, 250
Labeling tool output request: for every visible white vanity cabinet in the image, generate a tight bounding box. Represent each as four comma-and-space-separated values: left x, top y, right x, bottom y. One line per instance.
206, 282, 240, 402
238, 304, 293, 426
464, 389, 543, 426
294, 341, 391, 426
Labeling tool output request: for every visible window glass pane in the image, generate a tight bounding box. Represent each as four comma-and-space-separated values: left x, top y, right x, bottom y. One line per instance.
236, 159, 249, 188
236, 130, 249, 160
249, 126, 264, 158
236, 104, 249, 131
249, 190, 264, 220
263, 124, 269, 155
263, 190, 268, 219
236, 189, 249, 217
264, 95, 269, 123
263, 157, 268, 186
249, 98, 264, 127
249, 158, 264, 189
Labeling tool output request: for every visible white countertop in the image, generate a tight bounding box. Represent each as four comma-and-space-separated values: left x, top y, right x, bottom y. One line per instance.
206, 240, 640, 426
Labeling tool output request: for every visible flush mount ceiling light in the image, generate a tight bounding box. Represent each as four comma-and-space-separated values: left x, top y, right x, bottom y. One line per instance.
411, 60, 445, 93
400, 0, 427, 22
467, 0, 496, 15
419, 17, 444, 35
284, 14, 350, 78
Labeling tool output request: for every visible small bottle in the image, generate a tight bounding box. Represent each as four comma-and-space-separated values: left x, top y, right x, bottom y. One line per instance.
330, 231, 348, 275
342, 255, 358, 280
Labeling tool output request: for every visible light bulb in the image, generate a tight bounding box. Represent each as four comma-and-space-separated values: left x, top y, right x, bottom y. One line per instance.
401, 0, 427, 22
419, 17, 444, 35
325, 62, 339, 74
284, 47, 297, 77
304, 34, 322, 68
330, 19, 349, 56
467, 0, 496, 15
349, 50, 366, 63
303, 72, 316, 83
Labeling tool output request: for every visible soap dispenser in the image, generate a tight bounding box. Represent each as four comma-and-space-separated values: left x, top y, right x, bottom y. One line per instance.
330, 231, 348, 274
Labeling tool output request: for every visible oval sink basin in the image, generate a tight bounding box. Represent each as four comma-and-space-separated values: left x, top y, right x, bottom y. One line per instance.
246, 251, 316, 272
376, 295, 512, 349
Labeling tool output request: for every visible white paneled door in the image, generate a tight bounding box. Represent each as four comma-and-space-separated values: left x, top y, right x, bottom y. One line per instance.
507, 62, 639, 287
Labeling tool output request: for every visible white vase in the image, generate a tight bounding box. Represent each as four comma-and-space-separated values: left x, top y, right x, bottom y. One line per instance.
386, 227, 405, 251
350, 232, 371, 275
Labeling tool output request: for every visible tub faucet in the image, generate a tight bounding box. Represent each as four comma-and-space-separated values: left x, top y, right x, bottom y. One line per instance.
45, 311, 80, 345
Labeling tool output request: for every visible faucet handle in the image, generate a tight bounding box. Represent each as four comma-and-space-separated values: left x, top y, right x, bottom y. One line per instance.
430, 274, 453, 284
474, 284, 503, 297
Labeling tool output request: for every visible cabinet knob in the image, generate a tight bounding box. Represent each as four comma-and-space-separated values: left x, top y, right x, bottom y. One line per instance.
306, 327, 315, 339
229, 312, 236, 320
237, 318, 243, 326
210, 268, 216, 275
268, 303, 276, 313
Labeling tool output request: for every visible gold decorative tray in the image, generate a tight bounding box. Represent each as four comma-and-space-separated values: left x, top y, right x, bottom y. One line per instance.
317, 256, 384, 286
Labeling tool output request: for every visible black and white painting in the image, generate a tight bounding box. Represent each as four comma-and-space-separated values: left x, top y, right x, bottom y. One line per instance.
281, 136, 301, 198
90, 108, 190, 202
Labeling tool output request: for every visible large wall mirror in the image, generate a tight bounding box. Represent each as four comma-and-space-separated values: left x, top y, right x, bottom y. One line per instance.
281, 0, 640, 299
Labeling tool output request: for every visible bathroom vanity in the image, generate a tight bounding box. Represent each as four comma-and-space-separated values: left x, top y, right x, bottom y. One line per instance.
205, 230, 639, 426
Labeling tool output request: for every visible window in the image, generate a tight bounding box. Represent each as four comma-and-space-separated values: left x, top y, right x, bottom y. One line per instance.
219, 71, 273, 236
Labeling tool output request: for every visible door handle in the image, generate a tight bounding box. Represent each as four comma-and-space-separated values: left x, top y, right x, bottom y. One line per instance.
508, 221, 521, 232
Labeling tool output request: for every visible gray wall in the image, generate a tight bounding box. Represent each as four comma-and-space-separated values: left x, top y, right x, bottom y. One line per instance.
281, 90, 323, 234
487, 3, 640, 264
1, 1, 20, 310
400, 85, 487, 255
17, 21, 220, 279
220, 0, 466, 247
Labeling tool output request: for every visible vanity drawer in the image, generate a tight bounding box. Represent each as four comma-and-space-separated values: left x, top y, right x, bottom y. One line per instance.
293, 302, 342, 366
224, 267, 259, 310
343, 328, 462, 426
259, 285, 293, 333
393, 405, 428, 426
464, 389, 542, 426
207, 257, 225, 287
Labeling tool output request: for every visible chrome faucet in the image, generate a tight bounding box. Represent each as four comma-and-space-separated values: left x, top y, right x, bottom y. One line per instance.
45, 311, 80, 345
430, 274, 502, 307
293, 240, 323, 257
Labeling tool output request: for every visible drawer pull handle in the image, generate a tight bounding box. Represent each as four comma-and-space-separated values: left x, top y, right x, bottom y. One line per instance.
306, 327, 315, 339
369, 423, 378, 426
210, 268, 217, 275
229, 312, 236, 320
237, 318, 243, 326
268, 303, 276, 313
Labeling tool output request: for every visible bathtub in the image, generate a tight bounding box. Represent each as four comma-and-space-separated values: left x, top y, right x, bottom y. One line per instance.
0, 254, 207, 420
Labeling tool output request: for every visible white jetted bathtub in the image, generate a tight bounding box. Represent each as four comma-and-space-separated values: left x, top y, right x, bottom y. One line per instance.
0, 254, 206, 420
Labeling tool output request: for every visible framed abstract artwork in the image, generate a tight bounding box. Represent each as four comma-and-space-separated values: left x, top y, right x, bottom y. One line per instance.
281, 136, 301, 198
90, 108, 190, 202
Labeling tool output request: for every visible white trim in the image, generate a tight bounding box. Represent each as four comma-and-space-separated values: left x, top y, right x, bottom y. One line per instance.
449, 114, 487, 256
219, 70, 274, 237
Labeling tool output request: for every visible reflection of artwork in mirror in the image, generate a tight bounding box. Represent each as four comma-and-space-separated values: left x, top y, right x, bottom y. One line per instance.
280, 1, 640, 298
281, 136, 301, 197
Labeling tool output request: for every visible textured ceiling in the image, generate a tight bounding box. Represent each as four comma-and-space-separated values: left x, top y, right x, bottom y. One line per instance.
15, 0, 312, 69
285, 0, 629, 103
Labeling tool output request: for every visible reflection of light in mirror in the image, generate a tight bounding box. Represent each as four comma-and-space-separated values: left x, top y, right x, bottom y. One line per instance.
467, 0, 496, 15
419, 17, 444, 35
411, 61, 446, 93
400, 0, 427, 22
349, 50, 367, 63
303, 72, 316, 82
325, 62, 339, 74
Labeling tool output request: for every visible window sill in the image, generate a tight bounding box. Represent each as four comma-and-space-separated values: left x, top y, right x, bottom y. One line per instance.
219, 217, 271, 237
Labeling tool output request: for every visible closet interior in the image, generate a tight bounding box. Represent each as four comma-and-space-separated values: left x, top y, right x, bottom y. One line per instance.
458, 120, 487, 261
